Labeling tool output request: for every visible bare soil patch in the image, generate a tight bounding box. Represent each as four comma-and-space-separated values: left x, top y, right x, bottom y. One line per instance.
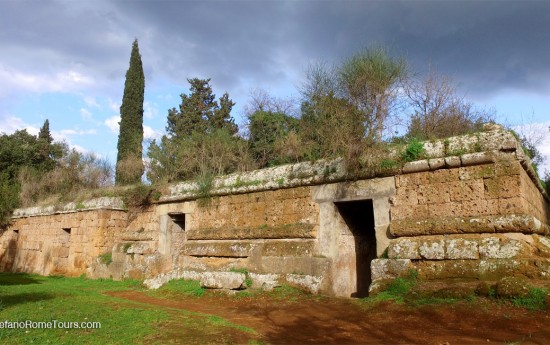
107, 290, 550, 344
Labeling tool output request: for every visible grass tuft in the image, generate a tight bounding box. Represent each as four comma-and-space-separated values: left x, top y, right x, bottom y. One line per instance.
153, 279, 206, 297
511, 287, 548, 311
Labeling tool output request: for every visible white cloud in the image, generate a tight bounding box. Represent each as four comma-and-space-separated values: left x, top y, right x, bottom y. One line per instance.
144, 101, 159, 119
0, 114, 39, 135
71, 144, 89, 154
83, 96, 100, 108
144, 125, 161, 140
59, 129, 96, 136
50, 128, 96, 148
513, 121, 550, 174
108, 99, 120, 112
80, 108, 93, 121
0, 64, 94, 97
105, 115, 120, 133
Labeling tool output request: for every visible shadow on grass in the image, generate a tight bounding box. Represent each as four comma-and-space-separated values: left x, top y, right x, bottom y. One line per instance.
0, 292, 55, 310
0, 273, 42, 286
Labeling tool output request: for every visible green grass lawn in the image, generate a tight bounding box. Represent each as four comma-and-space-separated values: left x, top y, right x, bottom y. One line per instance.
0, 273, 257, 345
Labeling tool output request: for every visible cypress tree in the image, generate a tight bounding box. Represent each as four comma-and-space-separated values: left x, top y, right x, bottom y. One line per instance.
115, 39, 145, 185
38, 119, 53, 144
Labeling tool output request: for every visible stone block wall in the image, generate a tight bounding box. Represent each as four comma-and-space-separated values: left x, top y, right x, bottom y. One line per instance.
373, 148, 550, 293
390, 158, 549, 237
0, 208, 127, 276
154, 186, 328, 293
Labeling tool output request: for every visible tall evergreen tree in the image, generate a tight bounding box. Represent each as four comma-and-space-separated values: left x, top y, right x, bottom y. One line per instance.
38, 119, 53, 144
37, 119, 59, 171
166, 78, 237, 139
116, 39, 145, 185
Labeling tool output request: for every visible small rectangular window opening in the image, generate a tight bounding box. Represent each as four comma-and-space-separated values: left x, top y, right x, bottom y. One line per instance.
168, 212, 186, 231
63, 228, 71, 235
13, 229, 19, 234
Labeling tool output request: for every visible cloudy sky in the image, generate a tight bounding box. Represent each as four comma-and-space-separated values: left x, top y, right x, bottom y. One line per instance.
1, 0, 549, 171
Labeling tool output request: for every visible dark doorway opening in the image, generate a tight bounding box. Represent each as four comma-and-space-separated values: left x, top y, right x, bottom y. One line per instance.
335, 199, 376, 297
168, 212, 186, 231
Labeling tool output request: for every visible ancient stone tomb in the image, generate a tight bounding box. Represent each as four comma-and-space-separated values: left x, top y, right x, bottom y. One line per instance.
1, 127, 548, 297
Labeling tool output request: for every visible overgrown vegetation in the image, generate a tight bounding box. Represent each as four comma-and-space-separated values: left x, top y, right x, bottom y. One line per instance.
401, 138, 426, 162
404, 67, 494, 140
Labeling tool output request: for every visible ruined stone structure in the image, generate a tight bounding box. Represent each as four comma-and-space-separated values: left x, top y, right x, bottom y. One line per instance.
1, 127, 549, 297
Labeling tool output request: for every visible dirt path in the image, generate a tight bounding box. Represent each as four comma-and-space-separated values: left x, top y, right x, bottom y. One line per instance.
107, 290, 550, 344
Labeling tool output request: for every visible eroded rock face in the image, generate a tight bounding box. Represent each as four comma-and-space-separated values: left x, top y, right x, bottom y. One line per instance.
199, 271, 245, 290
496, 276, 531, 298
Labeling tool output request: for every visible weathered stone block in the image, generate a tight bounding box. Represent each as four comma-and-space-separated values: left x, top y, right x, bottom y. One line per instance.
485, 175, 521, 199
390, 215, 547, 237
125, 242, 157, 255
479, 237, 523, 259
187, 223, 316, 240
428, 169, 459, 184
449, 180, 485, 202
388, 238, 420, 259
261, 240, 315, 257
495, 160, 522, 176
461, 152, 495, 166
462, 199, 499, 217
498, 197, 527, 214
418, 184, 450, 204
391, 186, 418, 206
285, 274, 323, 293
370, 259, 413, 280
260, 256, 329, 276
396, 172, 428, 187
419, 239, 445, 259
200, 271, 245, 290
496, 276, 531, 298
403, 160, 430, 174
445, 238, 479, 259
183, 241, 256, 258
445, 156, 461, 168
249, 273, 280, 291
428, 202, 463, 218
428, 158, 445, 170
390, 204, 429, 221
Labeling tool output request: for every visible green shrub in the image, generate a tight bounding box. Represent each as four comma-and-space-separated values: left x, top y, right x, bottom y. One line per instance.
402, 138, 426, 162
